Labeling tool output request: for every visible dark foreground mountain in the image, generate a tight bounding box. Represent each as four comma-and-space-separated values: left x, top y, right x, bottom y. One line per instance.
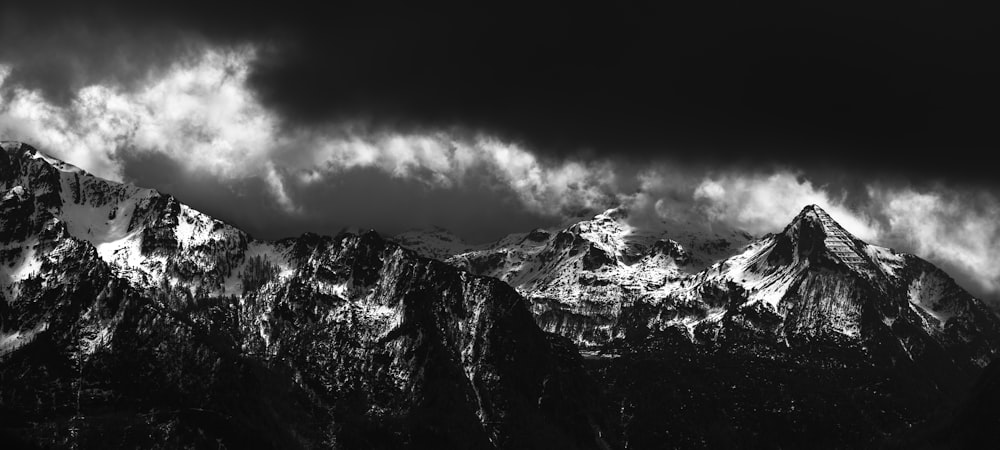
0, 142, 612, 449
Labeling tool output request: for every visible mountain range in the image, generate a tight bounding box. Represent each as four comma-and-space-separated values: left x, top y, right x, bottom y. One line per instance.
2, 140, 999, 448
398, 203, 1000, 372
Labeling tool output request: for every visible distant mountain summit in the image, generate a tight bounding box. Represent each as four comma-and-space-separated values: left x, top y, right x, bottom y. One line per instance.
399, 202, 1000, 372
393, 202, 1000, 446
695, 204, 1000, 365
396, 207, 753, 346
393, 226, 478, 262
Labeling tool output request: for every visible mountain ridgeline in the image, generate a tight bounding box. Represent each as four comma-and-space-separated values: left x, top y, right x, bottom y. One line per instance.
416, 204, 1000, 371
2, 140, 999, 448
399, 186, 1000, 447
0, 142, 611, 449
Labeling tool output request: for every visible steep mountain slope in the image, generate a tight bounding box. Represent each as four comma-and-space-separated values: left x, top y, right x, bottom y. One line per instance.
680, 206, 1000, 375
0, 142, 612, 449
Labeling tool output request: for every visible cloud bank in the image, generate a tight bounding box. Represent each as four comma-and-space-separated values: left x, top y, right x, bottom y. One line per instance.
0, 46, 618, 218
874, 187, 1000, 295
693, 172, 881, 241
1, 44, 997, 302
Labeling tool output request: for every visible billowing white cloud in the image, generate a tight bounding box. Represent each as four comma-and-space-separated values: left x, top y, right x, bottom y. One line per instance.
0, 47, 271, 182
871, 187, 1000, 295
0, 78, 128, 180
297, 133, 620, 214
0, 45, 615, 216
691, 171, 881, 240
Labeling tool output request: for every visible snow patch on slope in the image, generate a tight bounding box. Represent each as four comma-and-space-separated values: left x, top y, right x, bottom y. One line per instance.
7, 244, 42, 283
1, 238, 42, 297
175, 204, 221, 250
2, 185, 25, 200
32, 150, 86, 175
864, 244, 905, 278
908, 271, 954, 326
0, 321, 48, 358
55, 167, 163, 285
694, 237, 802, 311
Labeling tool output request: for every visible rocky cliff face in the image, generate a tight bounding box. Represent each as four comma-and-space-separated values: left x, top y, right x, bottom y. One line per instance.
0, 142, 611, 449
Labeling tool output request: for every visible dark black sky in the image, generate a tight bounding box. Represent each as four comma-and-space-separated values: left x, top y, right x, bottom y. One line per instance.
3, 0, 999, 184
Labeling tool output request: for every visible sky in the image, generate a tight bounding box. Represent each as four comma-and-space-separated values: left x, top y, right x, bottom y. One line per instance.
1, 1, 998, 302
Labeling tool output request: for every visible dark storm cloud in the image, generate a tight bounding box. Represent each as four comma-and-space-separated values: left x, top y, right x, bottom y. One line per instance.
247, 1, 1000, 187
0, 2, 228, 104
4, 1, 1000, 183
0, 20, 185, 105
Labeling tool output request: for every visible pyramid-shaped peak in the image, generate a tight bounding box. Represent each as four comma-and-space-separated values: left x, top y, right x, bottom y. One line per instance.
778, 204, 868, 251
801, 204, 827, 214
792, 205, 851, 236
777, 204, 875, 272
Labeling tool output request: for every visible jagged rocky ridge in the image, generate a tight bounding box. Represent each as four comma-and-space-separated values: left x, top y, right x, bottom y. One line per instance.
400, 198, 1000, 447
0, 142, 612, 449
404, 205, 1000, 367
404, 205, 1000, 369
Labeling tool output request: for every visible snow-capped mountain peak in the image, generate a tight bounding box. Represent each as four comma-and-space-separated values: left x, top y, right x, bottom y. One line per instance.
766, 204, 874, 271
391, 200, 1000, 369
391, 206, 752, 347
1, 142, 250, 294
